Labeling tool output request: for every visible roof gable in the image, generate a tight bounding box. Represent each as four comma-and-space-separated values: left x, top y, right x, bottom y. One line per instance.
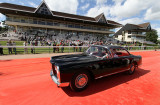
34, 0, 53, 16
95, 13, 108, 23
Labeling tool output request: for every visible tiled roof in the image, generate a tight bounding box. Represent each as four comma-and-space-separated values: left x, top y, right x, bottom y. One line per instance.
0, 3, 35, 12
0, 2, 121, 26
52, 11, 95, 21
138, 22, 150, 28
107, 20, 122, 26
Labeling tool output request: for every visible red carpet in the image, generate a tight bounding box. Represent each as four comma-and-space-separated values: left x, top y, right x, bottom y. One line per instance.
0, 51, 160, 105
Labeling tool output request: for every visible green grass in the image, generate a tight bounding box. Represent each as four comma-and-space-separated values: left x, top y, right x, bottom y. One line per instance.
0, 41, 24, 46
1, 47, 88, 55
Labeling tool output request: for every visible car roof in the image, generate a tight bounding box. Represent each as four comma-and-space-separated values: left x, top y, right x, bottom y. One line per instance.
91, 45, 125, 49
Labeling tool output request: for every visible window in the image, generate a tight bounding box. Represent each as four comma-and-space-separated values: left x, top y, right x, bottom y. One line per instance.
86, 46, 111, 58
68, 24, 74, 28
110, 48, 130, 57
33, 19, 37, 24
93, 26, 97, 30
60, 23, 67, 27
128, 36, 131, 38
6, 17, 12, 21
97, 27, 101, 30
29, 19, 33, 24
21, 18, 28, 23
54, 22, 60, 26
38, 20, 45, 25
13, 17, 20, 22
75, 24, 80, 28
47, 21, 53, 26
128, 31, 131, 34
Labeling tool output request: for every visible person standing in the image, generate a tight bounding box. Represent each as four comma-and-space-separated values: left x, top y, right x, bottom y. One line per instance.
60, 40, 64, 53
53, 42, 56, 53
30, 40, 35, 54
0, 43, 3, 55
61, 43, 64, 53
7, 39, 12, 54
56, 43, 59, 53
12, 41, 17, 55
23, 41, 28, 54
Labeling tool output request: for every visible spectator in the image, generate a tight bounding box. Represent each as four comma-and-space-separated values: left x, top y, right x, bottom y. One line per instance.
23, 41, 28, 54
30, 40, 35, 54
56, 43, 59, 53
7, 39, 12, 54
79, 41, 82, 52
0, 43, 3, 55
61, 43, 64, 53
53, 42, 56, 53
60, 40, 64, 53
12, 41, 17, 55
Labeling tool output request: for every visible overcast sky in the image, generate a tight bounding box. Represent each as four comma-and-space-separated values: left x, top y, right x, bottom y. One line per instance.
0, 0, 160, 37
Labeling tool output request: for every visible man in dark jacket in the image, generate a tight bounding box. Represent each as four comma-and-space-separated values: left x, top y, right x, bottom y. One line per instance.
0, 43, 3, 55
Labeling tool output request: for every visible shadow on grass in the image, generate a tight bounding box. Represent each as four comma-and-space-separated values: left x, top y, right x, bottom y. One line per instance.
62, 68, 150, 97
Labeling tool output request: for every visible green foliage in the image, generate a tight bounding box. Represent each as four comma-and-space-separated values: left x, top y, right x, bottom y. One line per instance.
146, 30, 158, 43
157, 40, 160, 44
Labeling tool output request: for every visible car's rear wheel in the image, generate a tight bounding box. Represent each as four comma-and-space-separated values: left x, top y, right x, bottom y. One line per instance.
70, 71, 90, 91
128, 63, 136, 75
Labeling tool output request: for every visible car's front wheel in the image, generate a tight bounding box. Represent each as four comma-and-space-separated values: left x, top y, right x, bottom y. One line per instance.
70, 71, 90, 91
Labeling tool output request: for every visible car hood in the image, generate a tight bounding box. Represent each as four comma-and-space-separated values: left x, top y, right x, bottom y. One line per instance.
50, 54, 99, 66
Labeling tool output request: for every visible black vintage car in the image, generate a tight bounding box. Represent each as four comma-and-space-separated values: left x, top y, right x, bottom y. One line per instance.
50, 45, 142, 91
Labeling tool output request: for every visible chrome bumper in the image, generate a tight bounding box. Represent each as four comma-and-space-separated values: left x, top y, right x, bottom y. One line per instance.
50, 70, 69, 87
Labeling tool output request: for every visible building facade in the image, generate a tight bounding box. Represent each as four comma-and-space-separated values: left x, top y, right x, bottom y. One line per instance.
114, 23, 151, 43
0, 1, 121, 42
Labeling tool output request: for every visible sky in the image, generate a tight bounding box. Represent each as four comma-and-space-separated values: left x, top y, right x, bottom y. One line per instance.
0, 0, 160, 37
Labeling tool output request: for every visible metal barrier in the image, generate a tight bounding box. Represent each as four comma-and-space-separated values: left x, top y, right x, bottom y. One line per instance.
0, 45, 159, 55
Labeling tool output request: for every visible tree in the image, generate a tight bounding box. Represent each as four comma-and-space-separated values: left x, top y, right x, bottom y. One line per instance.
146, 30, 158, 43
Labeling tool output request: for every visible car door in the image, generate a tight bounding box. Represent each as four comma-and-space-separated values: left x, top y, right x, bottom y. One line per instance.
93, 48, 120, 78
94, 48, 131, 78
111, 48, 131, 72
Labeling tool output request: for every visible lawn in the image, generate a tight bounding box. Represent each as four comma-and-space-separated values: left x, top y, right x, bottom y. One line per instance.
1, 47, 88, 55
0, 41, 24, 46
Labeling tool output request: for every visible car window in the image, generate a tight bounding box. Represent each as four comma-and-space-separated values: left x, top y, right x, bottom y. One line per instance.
110, 48, 130, 57
86, 46, 111, 58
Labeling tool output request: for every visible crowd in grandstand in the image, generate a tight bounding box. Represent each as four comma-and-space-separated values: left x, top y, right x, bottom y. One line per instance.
0, 28, 120, 55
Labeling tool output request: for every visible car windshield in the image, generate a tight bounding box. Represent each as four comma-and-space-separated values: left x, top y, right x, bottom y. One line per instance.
85, 46, 110, 58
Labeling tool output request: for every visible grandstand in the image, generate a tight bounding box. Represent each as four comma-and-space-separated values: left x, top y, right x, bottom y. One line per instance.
0, 1, 122, 44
